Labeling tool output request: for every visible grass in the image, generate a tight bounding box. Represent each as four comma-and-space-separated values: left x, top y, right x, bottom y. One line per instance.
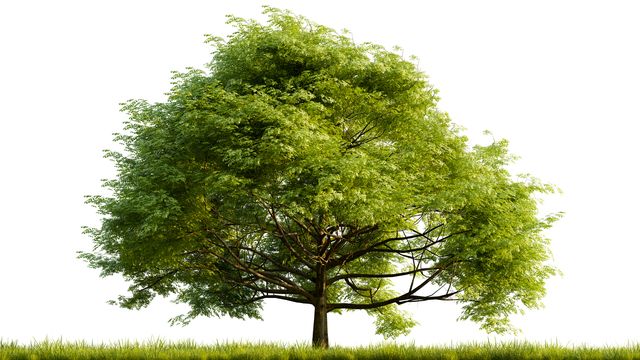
1, 340, 640, 359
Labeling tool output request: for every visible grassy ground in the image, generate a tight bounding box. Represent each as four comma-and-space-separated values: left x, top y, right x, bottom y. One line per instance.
1, 340, 639, 359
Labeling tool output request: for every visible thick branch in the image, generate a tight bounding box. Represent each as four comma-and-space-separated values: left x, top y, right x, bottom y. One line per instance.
234, 280, 313, 301
239, 294, 312, 306
327, 266, 439, 285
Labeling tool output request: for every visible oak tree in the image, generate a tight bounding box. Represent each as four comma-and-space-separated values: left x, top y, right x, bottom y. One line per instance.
81, 7, 559, 348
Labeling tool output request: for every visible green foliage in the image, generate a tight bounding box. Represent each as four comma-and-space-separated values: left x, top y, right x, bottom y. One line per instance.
81, 6, 560, 341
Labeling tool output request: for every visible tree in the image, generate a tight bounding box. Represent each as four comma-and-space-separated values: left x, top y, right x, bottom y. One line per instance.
81, 7, 560, 348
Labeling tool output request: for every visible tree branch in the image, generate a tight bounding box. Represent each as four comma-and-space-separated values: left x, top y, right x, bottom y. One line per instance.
327, 260, 459, 311
325, 224, 379, 260
132, 269, 179, 293
327, 266, 440, 285
235, 244, 313, 280
327, 224, 446, 268
204, 232, 315, 301
239, 294, 312, 306
265, 206, 316, 268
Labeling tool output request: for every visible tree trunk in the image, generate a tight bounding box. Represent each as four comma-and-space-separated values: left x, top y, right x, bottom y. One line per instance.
312, 297, 329, 348
312, 265, 329, 348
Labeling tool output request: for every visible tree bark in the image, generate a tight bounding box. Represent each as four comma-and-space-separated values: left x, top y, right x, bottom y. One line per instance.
311, 265, 329, 348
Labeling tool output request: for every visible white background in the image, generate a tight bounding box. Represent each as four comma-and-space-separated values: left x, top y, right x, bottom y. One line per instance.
1, 0, 639, 347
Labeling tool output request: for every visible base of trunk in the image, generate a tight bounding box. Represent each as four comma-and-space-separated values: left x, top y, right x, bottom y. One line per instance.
312, 303, 329, 348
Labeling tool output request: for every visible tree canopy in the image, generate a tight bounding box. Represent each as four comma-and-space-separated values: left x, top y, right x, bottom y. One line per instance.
81, 7, 560, 348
